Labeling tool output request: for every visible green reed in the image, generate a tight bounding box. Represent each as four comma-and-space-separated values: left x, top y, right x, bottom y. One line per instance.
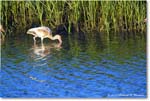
0, 1, 146, 36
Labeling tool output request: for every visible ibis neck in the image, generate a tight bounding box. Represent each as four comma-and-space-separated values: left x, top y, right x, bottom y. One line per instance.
48, 35, 57, 40
48, 35, 62, 44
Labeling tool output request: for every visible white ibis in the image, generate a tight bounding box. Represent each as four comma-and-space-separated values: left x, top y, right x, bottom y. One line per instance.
27, 26, 62, 45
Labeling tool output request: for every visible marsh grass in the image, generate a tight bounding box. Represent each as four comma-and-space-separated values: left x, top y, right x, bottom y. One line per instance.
0, 1, 146, 37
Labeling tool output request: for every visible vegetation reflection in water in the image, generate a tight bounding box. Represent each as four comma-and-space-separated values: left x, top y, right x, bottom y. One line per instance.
1, 31, 146, 98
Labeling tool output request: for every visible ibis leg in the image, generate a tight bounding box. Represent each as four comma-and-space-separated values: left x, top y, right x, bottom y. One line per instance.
41, 38, 44, 45
33, 36, 36, 44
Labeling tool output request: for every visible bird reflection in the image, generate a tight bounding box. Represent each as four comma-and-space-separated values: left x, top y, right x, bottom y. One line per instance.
30, 42, 62, 61
27, 42, 62, 82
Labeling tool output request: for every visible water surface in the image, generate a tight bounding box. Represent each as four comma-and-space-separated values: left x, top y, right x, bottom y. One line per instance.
1, 32, 146, 98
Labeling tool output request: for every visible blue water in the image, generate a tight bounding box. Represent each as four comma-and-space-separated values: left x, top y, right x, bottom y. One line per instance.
0, 34, 146, 98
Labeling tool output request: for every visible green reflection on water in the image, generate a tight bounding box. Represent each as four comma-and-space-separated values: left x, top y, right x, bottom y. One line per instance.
1, 31, 146, 67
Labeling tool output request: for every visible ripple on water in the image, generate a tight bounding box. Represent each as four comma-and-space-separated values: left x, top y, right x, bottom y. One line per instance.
1, 36, 146, 98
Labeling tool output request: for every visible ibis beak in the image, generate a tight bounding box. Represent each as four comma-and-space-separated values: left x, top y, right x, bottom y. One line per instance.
58, 36, 62, 44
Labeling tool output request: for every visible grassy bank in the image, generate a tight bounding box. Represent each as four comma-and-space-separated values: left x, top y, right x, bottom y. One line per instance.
0, 1, 147, 36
